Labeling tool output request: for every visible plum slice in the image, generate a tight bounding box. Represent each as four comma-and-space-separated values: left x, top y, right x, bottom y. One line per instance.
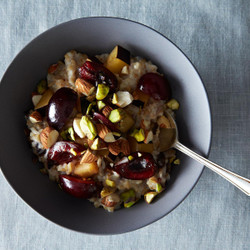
59, 175, 100, 198
138, 73, 171, 101
48, 141, 85, 165
79, 61, 118, 91
113, 152, 157, 180
47, 87, 77, 130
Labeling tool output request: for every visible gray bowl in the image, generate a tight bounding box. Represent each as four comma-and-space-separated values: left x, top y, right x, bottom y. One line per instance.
0, 17, 212, 234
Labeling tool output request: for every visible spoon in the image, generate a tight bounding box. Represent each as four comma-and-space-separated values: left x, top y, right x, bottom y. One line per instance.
159, 111, 250, 196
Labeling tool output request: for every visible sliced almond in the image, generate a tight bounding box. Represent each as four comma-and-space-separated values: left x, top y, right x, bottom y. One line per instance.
75, 78, 95, 96
32, 95, 42, 107
35, 89, 53, 110
73, 118, 85, 138
102, 105, 113, 117
96, 123, 116, 143
40, 127, 59, 149
29, 111, 42, 123
112, 91, 133, 108
108, 138, 130, 156
80, 149, 98, 163
144, 130, 153, 144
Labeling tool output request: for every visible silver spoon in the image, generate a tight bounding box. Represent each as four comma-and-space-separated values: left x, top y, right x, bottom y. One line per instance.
159, 111, 250, 196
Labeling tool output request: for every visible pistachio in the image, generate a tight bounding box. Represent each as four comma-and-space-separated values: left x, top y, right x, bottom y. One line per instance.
100, 187, 116, 198
60, 127, 75, 141
86, 102, 96, 115
108, 108, 125, 123
130, 128, 145, 142
144, 191, 158, 204
167, 98, 179, 110
112, 93, 118, 105
105, 179, 116, 188
120, 189, 136, 202
90, 138, 106, 150
80, 116, 97, 140
97, 100, 106, 110
128, 155, 134, 161
96, 84, 109, 100
37, 79, 48, 94
124, 200, 137, 208
173, 159, 180, 165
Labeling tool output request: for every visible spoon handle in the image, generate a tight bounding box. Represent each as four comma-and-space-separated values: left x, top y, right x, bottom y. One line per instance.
174, 141, 250, 196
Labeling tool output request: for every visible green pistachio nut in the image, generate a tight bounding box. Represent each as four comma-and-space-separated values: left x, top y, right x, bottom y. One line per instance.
86, 101, 96, 115
80, 116, 97, 140
130, 128, 145, 142
97, 100, 106, 110
173, 159, 180, 165
96, 84, 110, 100
120, 189, 136, 202
37, 80, 48, 94
105, 179, 116, 188
124, 200, 137, 208
60, 127, 75, 141
112, 93, 118, 104
108, 108, 125, 123
166, 99, 179, 110
156, 183, 163, 193
144, 191, 158, 204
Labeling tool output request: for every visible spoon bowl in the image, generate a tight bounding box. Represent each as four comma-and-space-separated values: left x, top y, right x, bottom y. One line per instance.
160, 111, 250, 196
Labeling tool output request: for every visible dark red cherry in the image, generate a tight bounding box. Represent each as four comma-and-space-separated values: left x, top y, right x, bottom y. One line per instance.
113, 152, 157, 180
48, 141, 85, 165
59, 175, 100, 198
79, 61, 118, 91
138, 73, 171, 100
47, 87, 77, 130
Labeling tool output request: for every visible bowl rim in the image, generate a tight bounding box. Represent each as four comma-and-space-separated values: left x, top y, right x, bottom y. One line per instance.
0, 16, 212, 235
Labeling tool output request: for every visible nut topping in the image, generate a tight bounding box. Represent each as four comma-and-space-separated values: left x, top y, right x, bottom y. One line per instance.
29, 111, 42, 123
40, 127, 59, 149
75, 78, 96, 96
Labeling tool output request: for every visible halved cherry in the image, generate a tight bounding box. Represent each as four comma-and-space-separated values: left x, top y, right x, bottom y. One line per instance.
113, 152, 157, 180
138, 73, 171, 101
59, 175, 100, 198
48, 141, 85, 165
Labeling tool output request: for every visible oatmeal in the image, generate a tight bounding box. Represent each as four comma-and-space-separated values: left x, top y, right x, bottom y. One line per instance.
26, 45, 180, 212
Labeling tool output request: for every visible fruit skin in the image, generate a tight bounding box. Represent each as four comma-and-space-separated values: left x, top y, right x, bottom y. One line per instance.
138, 73, 171, 100
47, 87, 77, 130
93, 112, 119, 132
59, 175, 100, 198
113, 152, 157, 180
47, 141, 85, 165
78, 61, 118, 91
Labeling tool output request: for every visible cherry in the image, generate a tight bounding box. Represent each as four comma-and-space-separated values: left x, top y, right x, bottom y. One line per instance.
113, 152, 157, 180
59, 175, 100, 198
48, 141, 85, 165
47, 87, 77, 130
93, 112, 119, 132
79, 61, 118, 91
138, 73, 171, 100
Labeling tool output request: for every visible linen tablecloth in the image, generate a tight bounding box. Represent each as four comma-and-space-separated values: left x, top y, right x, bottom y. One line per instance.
0, 0, 249, 249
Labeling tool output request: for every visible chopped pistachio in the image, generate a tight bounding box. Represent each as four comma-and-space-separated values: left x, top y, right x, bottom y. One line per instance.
80, 116, 97, 140
173, 159, 180, 165
156, 183, 163, 193
96, 84, 109, 100
109, 108, 124, 123
90, 138, 101, 150
128, 155, 134, 161
37, 79, 47, 94
124, 200, 137, 208
144, 191, 158, 204
120, 189, 135, 202
86, 101, 96, 115
169, 156, 176, 164
60, 127, 75, 141
70, 148, 77, 156
167, 99, 179, 110
112, 132, 121, 137
112, 93, 118, 104
97, 100, 106, 110
105, 179, 116, 188
130, 128, 145, 142
100, 187, 115, 198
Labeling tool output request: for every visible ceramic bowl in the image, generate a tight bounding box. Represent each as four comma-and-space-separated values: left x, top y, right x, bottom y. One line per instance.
0, 17, 212, 234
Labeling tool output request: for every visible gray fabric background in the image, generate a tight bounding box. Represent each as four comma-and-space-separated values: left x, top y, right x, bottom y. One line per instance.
0, 0, 249, 249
